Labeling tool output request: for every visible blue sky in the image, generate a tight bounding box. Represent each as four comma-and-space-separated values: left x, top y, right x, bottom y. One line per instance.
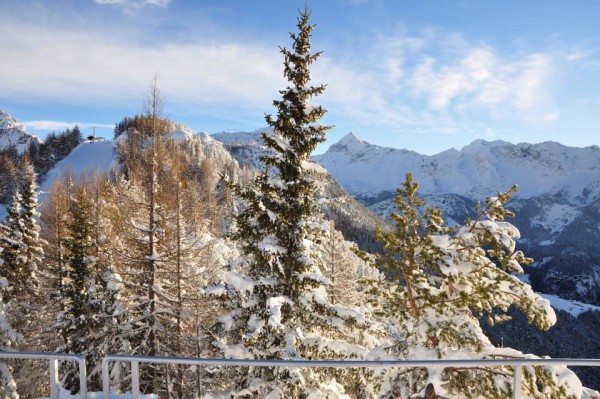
1, 0, 599, 155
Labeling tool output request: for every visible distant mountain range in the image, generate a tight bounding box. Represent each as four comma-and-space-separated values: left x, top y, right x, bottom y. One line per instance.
315, 132, 600, 307
314, 132, 600, 202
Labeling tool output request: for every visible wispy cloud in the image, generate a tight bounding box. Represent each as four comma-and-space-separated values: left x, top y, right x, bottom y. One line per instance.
0, 17, 283, 119
409, 48, 554, 113
21, 120, 114, 130
315, 29, 569, 138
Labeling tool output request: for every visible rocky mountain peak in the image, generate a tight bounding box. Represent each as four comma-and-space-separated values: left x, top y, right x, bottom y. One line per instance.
0, 109, 41, 154
329, 132, 370, 153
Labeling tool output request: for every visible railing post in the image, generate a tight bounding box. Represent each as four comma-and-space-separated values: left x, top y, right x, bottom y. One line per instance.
49, 358, 59, 399
132, 360, 140, 399
102, 358, 110, 399
79, 356, 87, 399
513, 363, 522, 399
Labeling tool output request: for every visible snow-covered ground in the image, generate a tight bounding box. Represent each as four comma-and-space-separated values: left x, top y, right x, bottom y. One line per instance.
39, 391, 156, 399
39, 140, 117, 196
541, 293, 600, 317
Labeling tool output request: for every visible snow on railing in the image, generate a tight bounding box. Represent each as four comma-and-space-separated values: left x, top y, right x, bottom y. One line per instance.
102, 355, 600, 399
0, 351, 87, 399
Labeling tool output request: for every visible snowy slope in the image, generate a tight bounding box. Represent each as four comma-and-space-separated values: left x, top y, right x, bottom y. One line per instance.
541, 293, 600, 317
0, 109, 42, 154
39, 140, 117, 195
39, 130, 236, 203
314, 133, 600, 202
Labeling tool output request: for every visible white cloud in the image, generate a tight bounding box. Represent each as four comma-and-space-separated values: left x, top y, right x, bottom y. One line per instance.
21, 120, 114, 130
0, 19, 283, 118
408, 46, 554, 113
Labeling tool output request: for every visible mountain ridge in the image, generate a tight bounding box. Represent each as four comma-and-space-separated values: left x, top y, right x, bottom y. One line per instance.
314, 132, 600, 203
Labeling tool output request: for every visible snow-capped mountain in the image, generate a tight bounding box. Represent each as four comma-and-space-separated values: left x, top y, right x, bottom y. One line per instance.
315, 133, 600, 307
0, 109, 41, 153
314, 132, 600, 203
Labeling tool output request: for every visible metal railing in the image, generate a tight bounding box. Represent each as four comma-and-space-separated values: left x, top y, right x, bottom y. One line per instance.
0, 351, 87, 399
101, 354, 600, 399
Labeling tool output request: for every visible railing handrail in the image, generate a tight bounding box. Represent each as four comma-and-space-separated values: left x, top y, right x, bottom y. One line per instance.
101, 354, 600, 399
0, 351, 87, 399
2, 350, 597, 399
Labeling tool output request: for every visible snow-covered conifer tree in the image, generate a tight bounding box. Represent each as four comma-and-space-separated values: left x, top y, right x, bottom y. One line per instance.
44, 175, 128, 393
366, 173, 597, 399
56, 183, 103, 392
0, 191, 25, 306
0, 252, 19, 399
16, 158, 44, 297
0, 159, 46, 397
316, 220, 374, 307
0, 159, 44, 339
209, 7, 376, 398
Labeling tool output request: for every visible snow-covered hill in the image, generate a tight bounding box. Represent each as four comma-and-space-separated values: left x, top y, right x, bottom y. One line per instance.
38, 130, 237, 204
39, 140, 118, 195
0, 109, 41, 154
314, 133, 600, 203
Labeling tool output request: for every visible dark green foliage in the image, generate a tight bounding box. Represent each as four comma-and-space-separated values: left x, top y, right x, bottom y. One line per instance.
0, 147, 20, 205
231, 7, 330, 295
58, 184, 99, 391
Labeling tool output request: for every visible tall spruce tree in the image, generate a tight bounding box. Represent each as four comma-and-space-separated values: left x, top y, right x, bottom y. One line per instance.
365, 173, 594, 399
0, 159, 44, 339
56, 183, 100, 392
209, 7, 376, 398
15, 159, 44, 303
0, 159, 46, 397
